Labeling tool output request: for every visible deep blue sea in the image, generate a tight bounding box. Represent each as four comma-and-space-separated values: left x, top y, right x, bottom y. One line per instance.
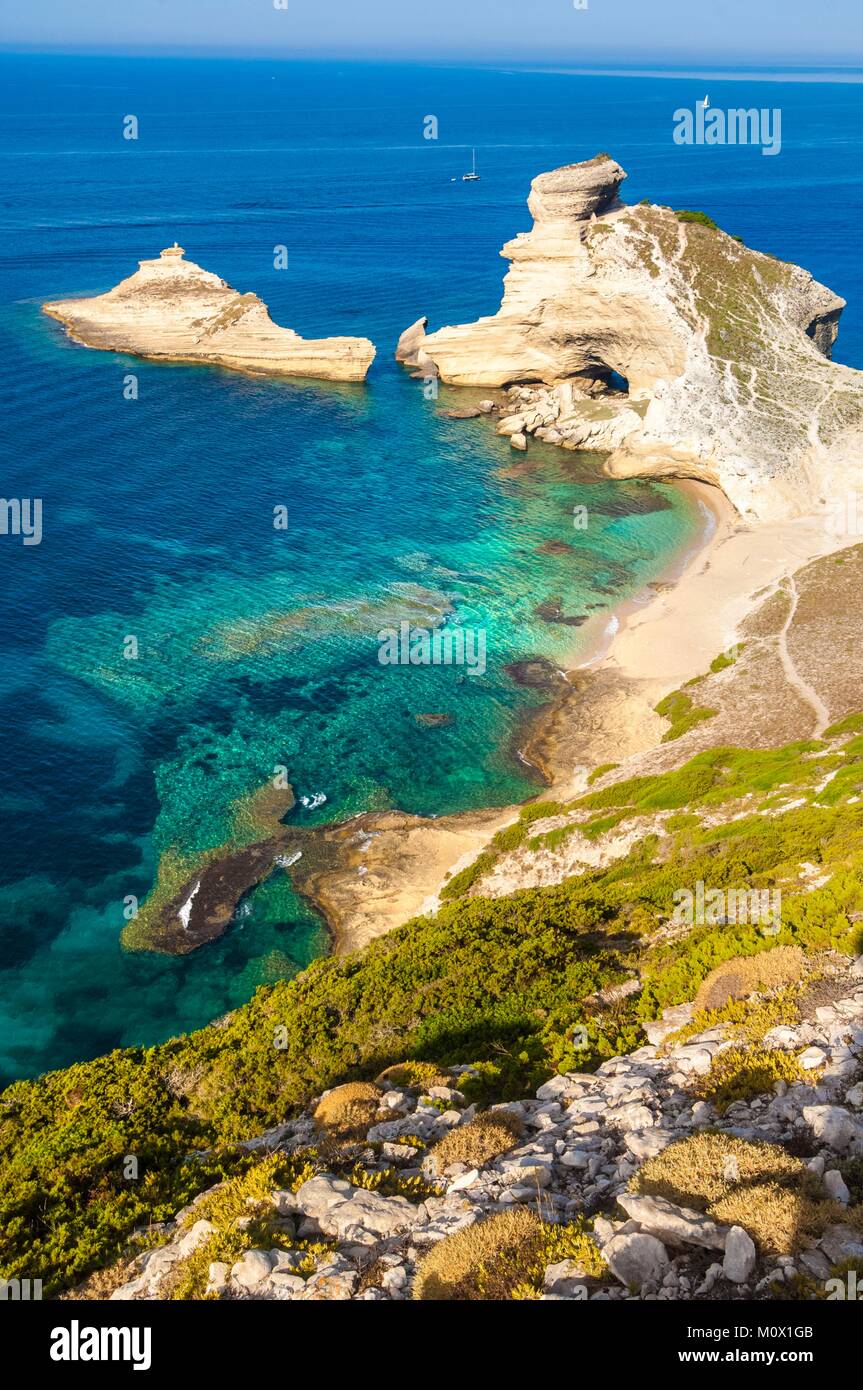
0, 56, 861, 1085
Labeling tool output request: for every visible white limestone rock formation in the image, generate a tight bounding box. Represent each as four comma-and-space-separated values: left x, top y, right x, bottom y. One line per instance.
44, 244, 376, 383
402, 155, 863, 520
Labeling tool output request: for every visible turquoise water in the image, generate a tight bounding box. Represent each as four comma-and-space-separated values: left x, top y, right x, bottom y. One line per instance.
2, 58, 860, 1084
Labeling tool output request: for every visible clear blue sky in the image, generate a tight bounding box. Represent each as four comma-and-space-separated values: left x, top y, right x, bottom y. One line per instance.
1, 0, 861, 64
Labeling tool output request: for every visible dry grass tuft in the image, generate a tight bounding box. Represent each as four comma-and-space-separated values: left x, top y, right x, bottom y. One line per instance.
632, 1131, 806, 1208
630, 1131, 851, 1255
312, 1081, 383, 1140
413, 1209, 543, 1300
428, 1109, 523, 1175
710, 1186, 843, 1256
694, 946, 811, 1012
64, 1254, 144, 1301
413, 1209, 605, 1300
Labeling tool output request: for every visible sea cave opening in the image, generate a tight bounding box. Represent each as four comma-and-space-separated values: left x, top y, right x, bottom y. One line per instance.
607, 369, 630, 395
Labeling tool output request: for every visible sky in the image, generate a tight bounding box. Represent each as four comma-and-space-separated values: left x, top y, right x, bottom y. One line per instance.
1, 0, 862, 66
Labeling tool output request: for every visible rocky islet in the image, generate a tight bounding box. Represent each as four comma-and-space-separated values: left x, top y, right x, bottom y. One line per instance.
44, 243, 376, 382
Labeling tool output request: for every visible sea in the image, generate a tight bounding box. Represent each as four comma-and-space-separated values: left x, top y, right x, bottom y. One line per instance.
0, 55, 861, 1084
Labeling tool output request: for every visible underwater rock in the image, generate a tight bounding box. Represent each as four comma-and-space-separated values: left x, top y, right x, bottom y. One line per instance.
533, 597, 587, 626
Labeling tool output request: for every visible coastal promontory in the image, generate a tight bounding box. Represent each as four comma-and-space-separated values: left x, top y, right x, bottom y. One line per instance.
400, 154, 863, 521
44, 244, 376, 382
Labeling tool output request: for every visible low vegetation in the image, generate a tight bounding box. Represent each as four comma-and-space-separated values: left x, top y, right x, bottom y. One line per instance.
694, 946, 813, 1012
313, 1082, 383, 1140
375, 1062, 449, 1090
428, 1109, 522, 1174
710, 1185, 844, 1258
442, 730, 863, 898
663, 982, 804, 1051
693, 1044, 804, 1113
412, 1209, 604, 1300
709, 645, 744, 673
3, 727, 863, 1294
587, 762, 619, 785
654, 689, 718, 742
630, 1132, 859, 1256
166, 1152, 323, 1300
675, 209, 721, 231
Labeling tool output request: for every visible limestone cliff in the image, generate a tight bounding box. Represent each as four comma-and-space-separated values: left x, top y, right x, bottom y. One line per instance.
402, 155, 863, 520
44, 244, 376, 382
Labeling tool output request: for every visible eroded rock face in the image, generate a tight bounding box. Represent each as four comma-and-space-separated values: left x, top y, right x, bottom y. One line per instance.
43, 245, 376, 382
395, 316, 430, 367
402, 155, 863, 521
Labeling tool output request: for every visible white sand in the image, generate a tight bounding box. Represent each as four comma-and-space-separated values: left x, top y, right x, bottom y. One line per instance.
593, 483, 849, 695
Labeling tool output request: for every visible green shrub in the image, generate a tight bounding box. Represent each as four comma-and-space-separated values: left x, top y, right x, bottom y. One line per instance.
694, 1045, 803, 1112
166, 1152, 324, 1300
664, 983, 803, 1050
675, 209, 720, 231
587, 763, 619, 785
709, 646, 744, 673
3, 727, 863, 1295
439, 850, 498, 900
655, 690, 717, 742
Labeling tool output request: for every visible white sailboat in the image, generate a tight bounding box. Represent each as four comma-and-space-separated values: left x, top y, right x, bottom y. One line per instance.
462, 147, 480, 181
700, 93, 710, 109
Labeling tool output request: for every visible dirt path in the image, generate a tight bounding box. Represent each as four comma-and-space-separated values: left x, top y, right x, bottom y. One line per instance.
777, 575, 831, 738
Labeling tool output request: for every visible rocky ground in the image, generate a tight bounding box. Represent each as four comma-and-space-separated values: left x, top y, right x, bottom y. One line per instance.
108, 954, 863, 1303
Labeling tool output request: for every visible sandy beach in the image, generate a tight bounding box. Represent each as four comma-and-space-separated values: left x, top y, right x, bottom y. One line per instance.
598, 483, 849, 694
130, 470, 853, 962
302, 477, 853, 952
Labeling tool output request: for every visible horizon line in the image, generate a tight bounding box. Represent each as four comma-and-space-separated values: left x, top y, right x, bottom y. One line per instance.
2, 46, 863, 72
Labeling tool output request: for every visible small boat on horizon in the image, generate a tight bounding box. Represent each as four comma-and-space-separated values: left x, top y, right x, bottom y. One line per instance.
462, 148, 480, 181
700, 93, 710, 108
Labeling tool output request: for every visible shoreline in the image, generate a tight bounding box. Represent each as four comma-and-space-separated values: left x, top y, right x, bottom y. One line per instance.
562, 477, 732, 676
127, 472, 847, 960
510, 476, 736, 797
515, 478, 855, 799
598, 494, 850, 692
287, 476, 741, 951
298, 475, 852, 950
